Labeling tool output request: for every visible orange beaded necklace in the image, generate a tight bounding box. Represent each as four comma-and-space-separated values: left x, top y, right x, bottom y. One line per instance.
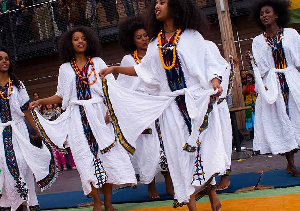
133, 50, 142, 64
0, 77, 12, 100
158, 29, 182, 70
71, 57, 97, 85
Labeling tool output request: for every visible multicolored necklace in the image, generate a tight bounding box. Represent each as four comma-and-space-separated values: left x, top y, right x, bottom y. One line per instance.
158, 29, 182, 70
71, 57, 97, 85
0, 77, 12, 100
263, 28, 284, 50
133, 50, 142, 64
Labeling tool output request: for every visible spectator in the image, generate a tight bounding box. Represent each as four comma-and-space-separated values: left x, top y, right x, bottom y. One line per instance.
68, 0, 89, 27
121, 0, 135, 16
64, 140, 77, 170
16, 0, 34, 43
40, 105, 47, 114
43, 104, 67, 171
0, 0, 18, 47
240, 69, 247, 86
99, 0, 119, 24
43, 104, 60, 121
32, 91, 39, 100
85, 0, 97, 27
53, 0, 69, 33
242, 72, 256, 139
34, 0, 52, 40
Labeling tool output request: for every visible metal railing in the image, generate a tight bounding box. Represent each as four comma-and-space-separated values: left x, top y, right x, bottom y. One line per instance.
0, 0, 251, 61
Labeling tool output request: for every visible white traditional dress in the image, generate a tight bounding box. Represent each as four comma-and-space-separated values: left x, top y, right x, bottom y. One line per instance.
103, 29, 229, 204
0, 83, 54, 211
118, 54, 167, 184
252, 28, 300, 154
32, 57, 137, 195
205, 41, 233, 174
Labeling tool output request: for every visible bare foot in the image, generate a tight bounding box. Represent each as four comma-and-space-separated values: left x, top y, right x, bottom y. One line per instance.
104, 204, 116, 211
286, 163, 292, 174
148, 182, 160, 199
93, 201, 102, 211
291, 167, 300, 177
208, 189, 222, 211
217, 175, 231, 191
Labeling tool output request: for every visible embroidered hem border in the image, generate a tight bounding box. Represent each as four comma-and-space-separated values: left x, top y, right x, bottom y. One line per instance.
31, 110, 67, 153
155, 119, 169, 172
31, 110, 59, 190
29, 205, 41, 211
183, 58, 235, 152
102, 78, 135, 155
172, 173, 219, 208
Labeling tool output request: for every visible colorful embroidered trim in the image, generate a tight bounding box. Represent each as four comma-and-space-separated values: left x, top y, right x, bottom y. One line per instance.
159, 30, 191, 134
172, 173, 219, 208
183, 96, 217, 152
192, 145, 205, 184
183, 56, 236, 152
74, 63, 108, 186
0, 207, 11, 211
31, 110, 67, 153
100, 139, 117, 154
264, 29, 289, 115
141, 128, 152, 134
102, 77, 135, 155
36, 137, 58, 191
155, 119, 169, 172
1, 84, 29, 200
93, 158, 108, 188
20, 100, 30, 112
29, 205, 41, 211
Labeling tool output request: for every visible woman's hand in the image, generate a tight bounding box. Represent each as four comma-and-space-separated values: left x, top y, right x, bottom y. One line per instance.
211, 78, 223, 96
99, 66, 115, 78
29, 100, 40, 111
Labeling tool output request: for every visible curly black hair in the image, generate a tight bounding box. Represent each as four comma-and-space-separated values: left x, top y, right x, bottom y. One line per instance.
58, 26, 101, 63
118, 16, 147, 53
246, 72, 255, 83
146, 0, 208, 40
0, 47, 22, 90
251, 0, 291, 31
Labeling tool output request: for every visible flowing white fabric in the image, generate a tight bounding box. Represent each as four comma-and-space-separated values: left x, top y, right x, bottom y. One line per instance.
0, 85, 45, 210
35, 58, 137, 195
206, 40, 232, 173
252, 28, 300, 154
107, 30, 228, 203
118, 55, 162, 183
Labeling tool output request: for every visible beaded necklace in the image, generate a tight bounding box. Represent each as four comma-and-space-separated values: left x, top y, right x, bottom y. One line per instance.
71, 57, 97, 85
133, 50, 142, 64
263, 28, 284, 50
0, 77, 12, 100
158, 29, 181, 70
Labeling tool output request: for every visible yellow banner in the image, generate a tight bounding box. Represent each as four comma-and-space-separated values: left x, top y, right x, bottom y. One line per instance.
291, 0, 300, 10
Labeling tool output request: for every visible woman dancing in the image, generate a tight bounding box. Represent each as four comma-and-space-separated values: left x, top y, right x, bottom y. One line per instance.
100, 0, 229, 210
30, 27, 136, 211
0, 48, 55, 211
118, 16, 174, 199
247, 0, 300, 177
